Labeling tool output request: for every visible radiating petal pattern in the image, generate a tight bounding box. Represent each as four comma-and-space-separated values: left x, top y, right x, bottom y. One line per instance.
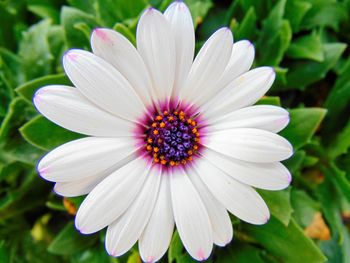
209, 105, 289, 133
34, 85, 135, 136
75, 157, 150, 234
106, 167, 161, 257
189, 170, 233, 246
38, 137, 136, 182
137, 8, 176, 102
181, 28, 233, 106
164, 1, 195, 98
204, 128, 293, 163
170, 168, 213, 261
54, 155, 134, 197
194, 159, 270, 224
139, 175, 174, 263
63, 49, 145, 120
91, 28, 153, 105
202, 67, 275, 118
202, 148, 291, 190
217, 40, 255, 89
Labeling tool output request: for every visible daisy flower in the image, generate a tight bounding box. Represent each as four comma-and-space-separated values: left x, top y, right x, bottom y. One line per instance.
33, 1, 293, 262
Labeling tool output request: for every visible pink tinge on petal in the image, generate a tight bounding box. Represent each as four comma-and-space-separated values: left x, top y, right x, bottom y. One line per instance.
93, 28, 113, 44
287, 172, 293, 184
38, 167, 48, 177
65, 51, 78, 61
278, 115, 290, 127
146, 256, 155, 263
197, 248, 207, 261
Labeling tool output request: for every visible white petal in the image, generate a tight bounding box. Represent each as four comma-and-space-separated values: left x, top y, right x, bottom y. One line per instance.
194, 158, 270, 225
188, 170, 233, 246
75, 157, 150, 234
63, 49, 145, 120
139, 175, 174, 263
54, 174, 107, 197
181, 28, 233, 106
164, 1, 195, 98
137, 8, 176, 102
170, 168, 213, 261
91, 28, 153, 106
34, 85, 135, 136
54, 155, 134, 197
203, 67, 275, 118
38, 137, 136, 182
205, 128, 293, 163
209, 105, 290, 133
106, 167, 161, 257
202, 149, 291, 190
217, 40, 255, 89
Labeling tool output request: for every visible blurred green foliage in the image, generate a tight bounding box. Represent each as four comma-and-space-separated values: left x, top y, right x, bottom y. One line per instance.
0, 0, 350, 262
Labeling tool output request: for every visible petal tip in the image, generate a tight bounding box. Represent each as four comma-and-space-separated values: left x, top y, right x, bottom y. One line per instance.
196, 248, 209, 261
92, 28, 109, 41
146, 256, 155, 263
38, 167, 47, 177
64, 50, 79, 61
287, 172, 292, 184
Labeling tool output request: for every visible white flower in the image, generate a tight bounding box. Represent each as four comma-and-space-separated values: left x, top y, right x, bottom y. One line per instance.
33, 2, 293, 262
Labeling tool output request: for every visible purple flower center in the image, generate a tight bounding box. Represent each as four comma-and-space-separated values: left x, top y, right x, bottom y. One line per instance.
144, 110, 200, 166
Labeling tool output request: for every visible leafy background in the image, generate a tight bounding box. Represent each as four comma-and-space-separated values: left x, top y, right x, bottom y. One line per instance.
0, 0, 350, 262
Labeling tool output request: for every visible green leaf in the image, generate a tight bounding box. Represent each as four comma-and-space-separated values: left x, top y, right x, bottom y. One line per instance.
27, 0, 61, 22
113, 23, 136, 46
257, 0, 292, 66
217, 244, 266, 263
127, 250, 141, 263
323, 56, 350, 137
61, 6, 98, 49
327, 118, 350, 159
280, 108, 327, 150
0, 98, 43, 165
259, 20, 291, 66
300, 0, 348, 31
285, 0, 312, 32
95, 0, 148, 27
71, 246, 119, 263
186, 0, 213, 29
48, 222, 98, 255
168, 230, 183, 262
0, 166, 47, 220
283, 150, 306, 174
18, 19, 54, 79
291, 189, 319, 227
258, 188, 292, 226
234, 6, 257, 41
15, 73, 71, 102
315, 176, 344, 239
285, 43, 346, 90
255, 96, 281, 106
20, 116, 83, 151
287, 31, 324, 62
66, 0, 96, 14
321, 163, 350, 203
245, 217, 326, 263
